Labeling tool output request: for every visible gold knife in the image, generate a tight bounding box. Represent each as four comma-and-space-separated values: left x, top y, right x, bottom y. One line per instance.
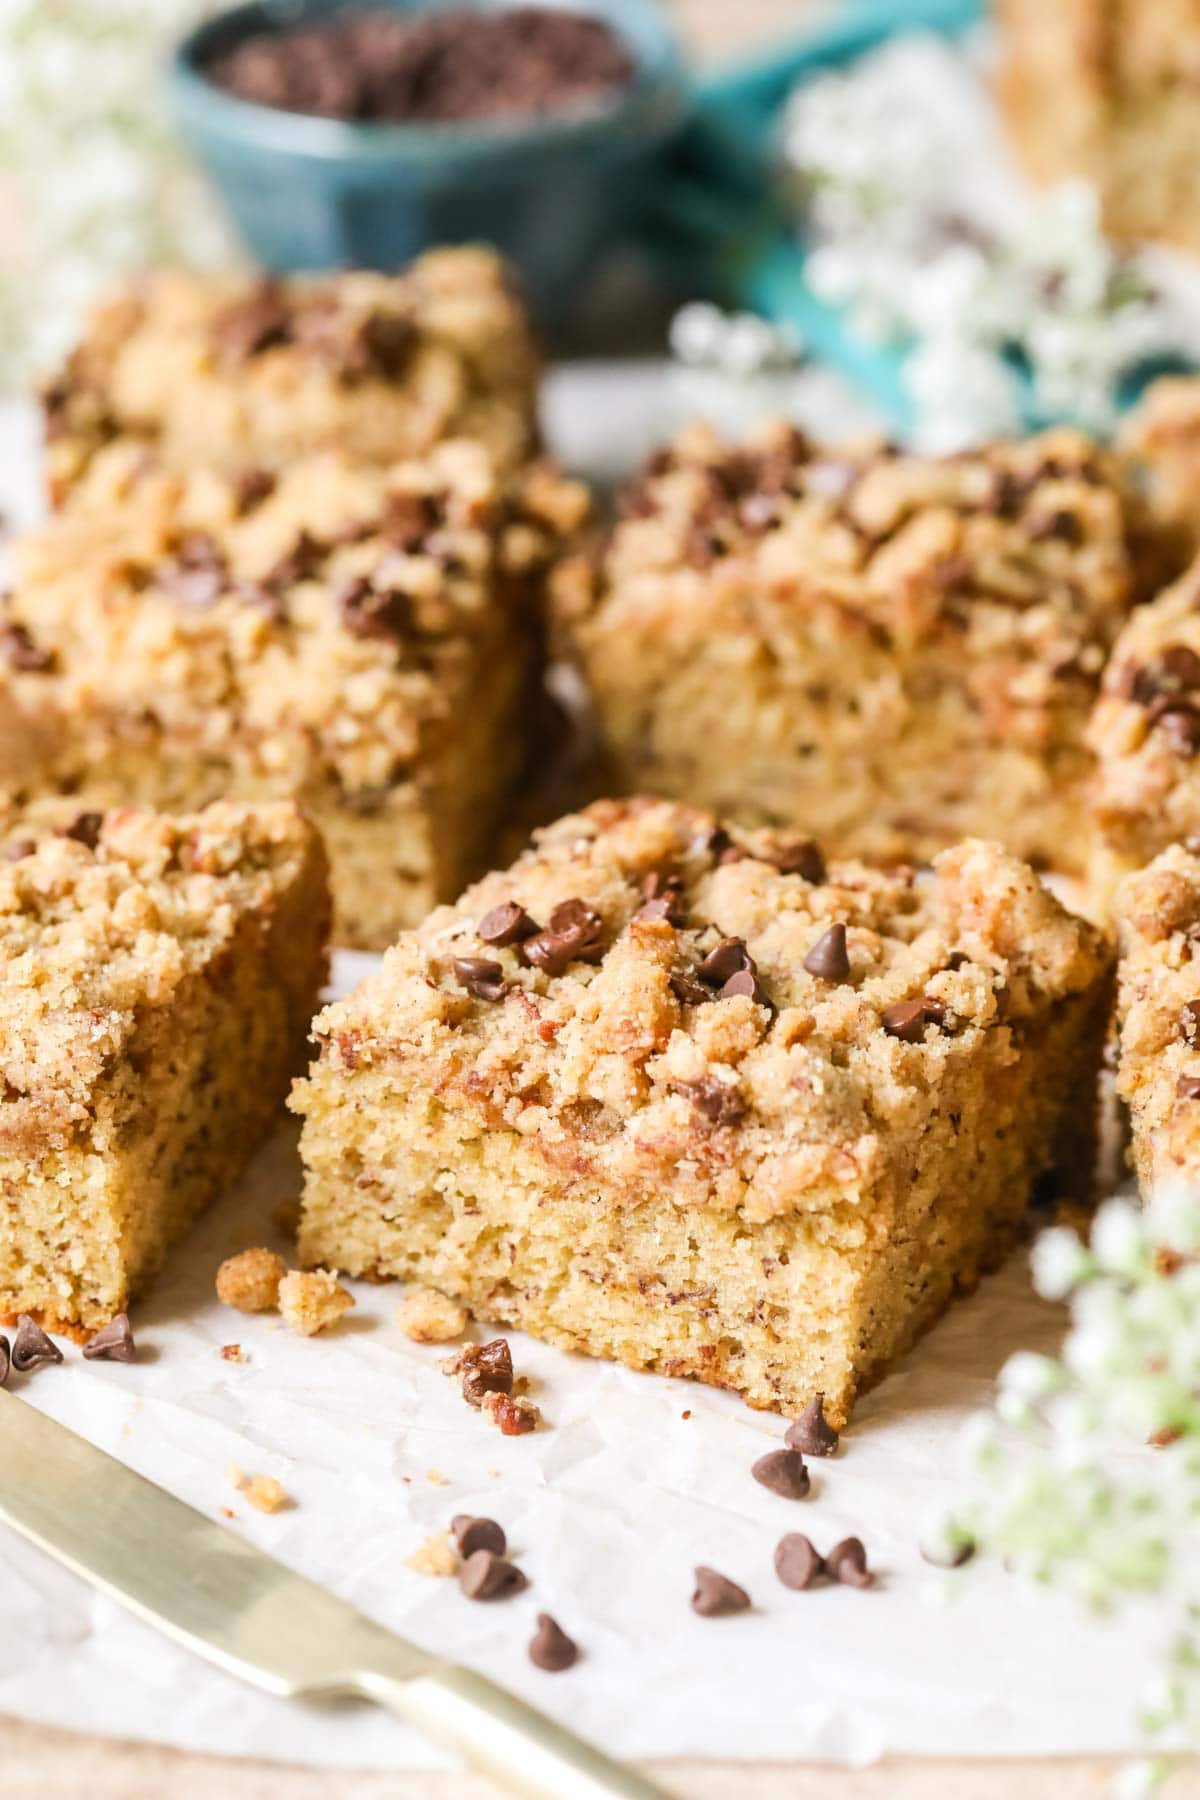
0, 1391, 670, 1800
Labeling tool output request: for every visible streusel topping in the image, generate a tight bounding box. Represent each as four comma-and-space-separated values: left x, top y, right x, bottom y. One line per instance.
0, 800, 318, 1149
310, 797, 1108, 1221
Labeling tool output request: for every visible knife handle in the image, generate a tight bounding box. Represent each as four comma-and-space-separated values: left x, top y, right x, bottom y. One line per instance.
358, 1661, 672, 1800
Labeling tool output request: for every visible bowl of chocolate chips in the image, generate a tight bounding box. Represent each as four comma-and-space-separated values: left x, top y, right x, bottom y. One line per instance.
171, 0, 685, 321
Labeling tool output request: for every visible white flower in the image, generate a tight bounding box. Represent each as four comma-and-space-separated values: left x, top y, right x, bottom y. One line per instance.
1148, 1180, 1200, 1254
668, 301, 727, 368
1031, 1226, 1092, 1299
1092, 1200, 1151, 1278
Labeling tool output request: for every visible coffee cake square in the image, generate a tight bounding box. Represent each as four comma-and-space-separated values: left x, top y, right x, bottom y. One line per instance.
552, 421, 1161, 880
0, 439, 587, 948
0, 800, 328, 1335
41, 247, 540, 504
293, 798, 1111, 1425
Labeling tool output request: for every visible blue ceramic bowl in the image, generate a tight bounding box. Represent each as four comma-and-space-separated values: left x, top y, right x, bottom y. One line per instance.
169, 0, 687, 325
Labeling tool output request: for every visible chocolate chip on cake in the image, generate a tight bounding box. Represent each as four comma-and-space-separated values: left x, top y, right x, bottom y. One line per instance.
452, 957, 508, 1002
6, 839, 36, 862
825, 1536, 875, 1588
1154, 704, 1200, 757
0, 1334, 9, 1387
83, 1312, 136, 1363
1181, 1001, 1200, 1045
882, 998, 940, 1042
451, 1514, 506, 1558
338, 575, 410, 642
633, 872, 687, 926
774, 1533, 824, 1590
522, 898, 604, 976
266, 529, 327, 589
62, 812, 103, 851
697, 936, 752, 986
1, 621, 54, 673
233, 468, 277, 515
477, 901, 539, 947
529, 1614, 579, 1672
767, 839, 826, 882
1177, 1073, 1200, 1100
669, 970, 714, 1007
751, 1448, 811, 1499
803, 924, 850, 982
11, 1315, 63, 1373
720, 967, 772, 1009
458, 1548, 527, 1601
157, 532, 228, 608
215, 282, 291, 361
678, 1075, 746, 1128
785, 1395, 840, 1457
691, 1566, 751, 1618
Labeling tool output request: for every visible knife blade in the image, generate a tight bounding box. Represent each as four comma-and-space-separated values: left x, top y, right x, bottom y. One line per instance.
0, 1391, 669, 1800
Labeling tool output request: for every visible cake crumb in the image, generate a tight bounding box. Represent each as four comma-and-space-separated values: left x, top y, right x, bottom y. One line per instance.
482, 1391, 541, 1435
398, 1286, 467, 1344
426, 1468, 448, 1486
228, 1464, 291, 1513
220, 1343, 246, 1363
216, 1247, 286, 1314
278, 1268, 354, 1337
405, 1531, 460, 1577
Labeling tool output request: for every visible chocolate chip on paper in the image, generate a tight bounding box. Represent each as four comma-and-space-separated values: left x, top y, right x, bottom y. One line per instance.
451, 1514, 506, 1558
691, 1566, 751, 1618
83, 1312, 137, 1363
11, 1315, 64, 1373
529, 1614, 579, 1672
751, 1448, 811, 1499
458, 1548, 527, 1601
785, 1394, 840, 1458
825, 1536, 875, 1588
774, 1533, 824, 1591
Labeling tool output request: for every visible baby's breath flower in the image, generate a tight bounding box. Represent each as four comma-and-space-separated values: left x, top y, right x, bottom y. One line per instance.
1031, 1225, 1093, 1299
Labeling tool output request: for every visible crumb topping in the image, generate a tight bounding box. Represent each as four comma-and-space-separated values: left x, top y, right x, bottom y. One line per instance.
1116, 842, 1200, 1189
0, 800, 319, 1153
5, 442, 586, 800
303, 797, 1109, 1222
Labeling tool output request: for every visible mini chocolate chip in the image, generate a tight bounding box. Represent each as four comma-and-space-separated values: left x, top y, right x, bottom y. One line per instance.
82, 1312, 136, 1363
451, 1514, 507, 1558
62, 812, 103, 851
452, 956, 508, 1002
459, 1337, 513, 1406
458, 1549, 527, 1601
1160, 643, 1200, 688
157, 532, 228, 608
1156, 706, 1200, 757
694, 824, 735, 860
523, 898, 604, 977
751, 1449, 811, 1499
785, 1395, 839, 1457
265, 529, 327, 590
11, 1315, 63, 1373
720, 967, 772, 1008
768, 840, 826, 882
1181, 1001, 1200, 1045
697, 937, 752, 985
216, 283, 291, 360
0, 1335, 8, 1386
1177, 1074, 1200, 1100
383, 489, 438, 551
669, 971, 714, 1007
678, 1075, 746, 1127
6, 839, 35, 862
1, 622, 54, 673
633, 895, 680, 925
803, 924, 850, 982
691, 1566, 750, 1618
477, 901, 538, 947
234, 468, 277, 515
1028, 507, 1082, 545
826, 1536, 874, 1588
882, 998, 934, 1042
339, 575, 410, 642
774, 1533, 824, 1590
529, 1613, 579, 1671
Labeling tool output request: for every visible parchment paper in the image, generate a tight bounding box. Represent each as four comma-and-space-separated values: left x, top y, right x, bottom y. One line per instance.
0, 950, 1166, 1771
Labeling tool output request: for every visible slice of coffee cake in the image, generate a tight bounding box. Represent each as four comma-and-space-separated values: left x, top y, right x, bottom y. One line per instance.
293, 798, 1110, 1425
0, 800, 328, 1334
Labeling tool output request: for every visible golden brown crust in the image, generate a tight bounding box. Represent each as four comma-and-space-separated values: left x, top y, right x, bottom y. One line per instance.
552, 421, 1152, 876
42, 247, 541, 499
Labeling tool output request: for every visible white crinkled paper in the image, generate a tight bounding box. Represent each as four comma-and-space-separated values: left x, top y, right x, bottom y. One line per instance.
0, 950, 1165, 1771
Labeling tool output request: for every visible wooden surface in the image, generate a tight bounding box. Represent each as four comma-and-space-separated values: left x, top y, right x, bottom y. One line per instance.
4, 1715, 1196, 1800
